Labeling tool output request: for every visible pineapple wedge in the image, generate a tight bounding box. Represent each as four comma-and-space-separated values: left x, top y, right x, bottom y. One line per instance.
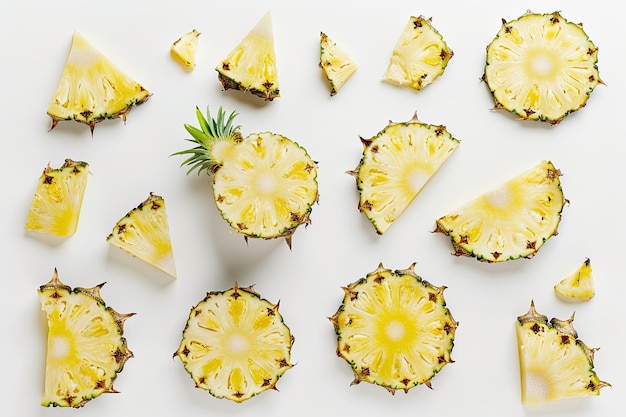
330, 263, 457, 393
174, 283, 294, 402
348, 113, 459, 235
383, 16, 453, 92
435, 160, 565, 262
483, 11, 602, 124
319, 32, 358, 96
554, 258, 595, 302
47, 31, 151, 133
25, 159, 89, 237
39, 269, 134, 408
216, 12, 279, 101
171, 29, 200, 71
516, 301, 609, 404
106, 193, 176, 278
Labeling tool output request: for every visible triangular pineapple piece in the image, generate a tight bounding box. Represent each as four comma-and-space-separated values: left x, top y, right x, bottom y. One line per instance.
516, 301, 609, 405
106, 193, 176, 278
319, 32, 358, 96
554, 258, 595, 302
171, 29, 200, 71
47, 31, 151, 133
435, 161, 565, 262
216, 12, 279, 101
348, 113, 459, 235
383, 16, 453, 92
25, 159, 89, 237
39, 269, 134, 408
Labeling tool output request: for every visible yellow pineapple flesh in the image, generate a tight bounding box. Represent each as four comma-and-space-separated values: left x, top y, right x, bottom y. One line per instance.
554, 258, 595, 302
171, 29, 200, 71
319, 32, 358, 96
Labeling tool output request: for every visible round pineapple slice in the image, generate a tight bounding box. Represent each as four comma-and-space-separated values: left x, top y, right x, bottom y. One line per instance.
349, 113, 459, 235
330, 263, 457, 393
38, 269, 134, 408
174, 283, 294, 402
435, 160, 565, 262
516, 301, 609, 405
483, 11, 602, 124
554, 258, 595, 302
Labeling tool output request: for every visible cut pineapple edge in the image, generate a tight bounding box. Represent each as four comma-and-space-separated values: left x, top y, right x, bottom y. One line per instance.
47, 31, 151, 133
330, 263, 457, 394
106, 192, 176, 278
39, 268, 134, 408
554, 258, 595, 302
483, 11, 603, 124
174, 283, 294, 402
435, 160, 565, 262
319, 32, 358, 96
383, 15, 453, 92
216, 12, 279, 101
25, 158, 89, 237
171, 29, 200, 71
348, 113, 459, 235
516, 301, 610, 405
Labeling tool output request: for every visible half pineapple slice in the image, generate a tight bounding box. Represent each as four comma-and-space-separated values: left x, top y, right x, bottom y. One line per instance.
383, 16, 453, 92
106, 193, 176, 278
349, 113, 459, 234
25, 159, 89, 237
173, 106, 318, 247
48, 31, 151, 133
330, 263, 457, 393
435, 160, 565, 262
516, 301, 609, 404
174, 283, 294, 402
216, 12, 279, 101
171, 29, 200, 71
39, 269, 134, 408
483, 11, 602, 124
319, 32, 358, 96
554, 258, 595, 302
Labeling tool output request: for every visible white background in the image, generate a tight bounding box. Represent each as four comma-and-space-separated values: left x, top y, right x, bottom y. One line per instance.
2, 1, 624, 415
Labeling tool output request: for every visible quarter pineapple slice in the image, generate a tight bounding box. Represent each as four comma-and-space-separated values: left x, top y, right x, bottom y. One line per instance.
174, 283, 294, 402
216, 12, 279, 101
171, 29, 200, 71
483, 11, 602, 124
435, 160, 565, 262
348, 113, 459, 235
319, 32, 358, 96
383, 16, 453, 92
330, 263, 457, 393
516, 301, 609, 404
172, 106, 318, 247
25, 159, 89, 237
39, 269, 134, 408
106, 193, 176, 278
47, 31, 151, 133
554, 258, 595, 302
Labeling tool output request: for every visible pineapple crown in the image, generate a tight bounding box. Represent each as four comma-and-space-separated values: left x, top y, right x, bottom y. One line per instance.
172, 106, 242, 175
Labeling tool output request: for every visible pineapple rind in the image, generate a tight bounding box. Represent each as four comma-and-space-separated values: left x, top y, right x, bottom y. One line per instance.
38, 269, 133, 408
106, 193, 177, 278
354, 115, 459, 235
25, 159, 89, 237
435, 160, 564, 262
554, 258, 595, 302
47, 32, 151, 130
331, 264, 457, 393
484, 11, 600, 124
174, 284, 294, 402
319, 32, 358, 96
383, 16, 453, 92
516, 302, 608, 405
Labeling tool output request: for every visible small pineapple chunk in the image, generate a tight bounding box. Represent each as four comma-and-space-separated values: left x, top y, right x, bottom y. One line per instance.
383, 16, 453, 92
171, 29, 200, 71
554, 258, 595, 302
106, 193, 176, 278
174, 283, 294, 402
319, 32, 358, 95
25, 159, 89, 237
